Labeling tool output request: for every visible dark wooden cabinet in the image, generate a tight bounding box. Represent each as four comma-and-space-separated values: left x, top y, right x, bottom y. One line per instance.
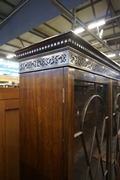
0, 88, 19, 180
19, 67, 75, 180
16, 31, 120, 180
19, 69, 67, 180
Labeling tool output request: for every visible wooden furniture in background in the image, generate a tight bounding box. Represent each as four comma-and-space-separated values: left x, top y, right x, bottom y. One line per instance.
0, 88, 19, 180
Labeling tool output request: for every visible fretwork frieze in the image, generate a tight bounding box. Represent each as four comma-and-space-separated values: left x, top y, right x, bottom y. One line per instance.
69, 51, 120, 79
19, 49, 120, 80
19, 51, 68, 72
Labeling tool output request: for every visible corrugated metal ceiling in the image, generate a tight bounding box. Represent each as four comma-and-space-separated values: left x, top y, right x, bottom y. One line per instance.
0, 0, 120, 63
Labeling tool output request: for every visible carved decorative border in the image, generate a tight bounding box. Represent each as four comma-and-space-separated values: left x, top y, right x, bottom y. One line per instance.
16, 31, 120, 79
69, 50, 120, 79
19, 51, 68, 73
19, 48, 120, 80
17, 39, 69, 58
15, 37, 102, 61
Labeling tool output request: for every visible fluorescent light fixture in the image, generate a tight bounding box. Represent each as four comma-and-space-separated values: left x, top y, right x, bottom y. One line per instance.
74, 27, 85, 34
107, 54, 116, 58
88, 20, 105, 29
6, 54, 15, 59
99, 29, 103, 39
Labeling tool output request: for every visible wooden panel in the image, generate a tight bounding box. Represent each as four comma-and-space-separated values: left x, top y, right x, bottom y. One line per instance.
0, 101, 5, 180
0, 88, 19, 100
5, 99, 19, 110
63, 67, 74, 180
6, 109, 19, 180
20, 68, 64, 180
0, 88, 19, 180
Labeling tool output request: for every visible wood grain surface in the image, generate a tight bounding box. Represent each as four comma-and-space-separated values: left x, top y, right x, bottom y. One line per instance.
0, 88, 19, 180
20, 68, 65, 180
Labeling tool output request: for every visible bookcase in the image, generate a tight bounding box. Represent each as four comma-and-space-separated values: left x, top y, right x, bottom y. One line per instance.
16, 31, 120, 180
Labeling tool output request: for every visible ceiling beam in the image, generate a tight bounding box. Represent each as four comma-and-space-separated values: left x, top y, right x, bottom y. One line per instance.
1, 0, 15, 8
61, 1, 103, 25
17, 37, 25, 47
16, 37, 32, 45
0, 49, 14, 55
76, 0, 102, 12
0, 0, 28, 26
61, 14, 72, 24
30, 29, 49, 39
6, 36, 34, 49
44, 23, 61, 34
108, 0, 119, 52
71, 8, 76, 30
86, 32, 120, 45
79, 23, 118, 40
104, 32, 120, 40
6, 43, 20, 49
48, 0, 115, 54
106, 0, 120, 28
90, 0, 99, 36
107, 39, 120, 46
0, 0, 87, 45
0, 12, 7, 19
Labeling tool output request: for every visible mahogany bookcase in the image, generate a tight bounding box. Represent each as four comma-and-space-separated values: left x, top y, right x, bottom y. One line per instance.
16, 31, 120, 180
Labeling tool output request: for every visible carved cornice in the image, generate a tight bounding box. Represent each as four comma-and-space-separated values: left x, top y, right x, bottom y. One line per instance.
19, 51, 68, 73
16, 31, 120, 79
69, 50, 120, 79
19, 48, 120, 80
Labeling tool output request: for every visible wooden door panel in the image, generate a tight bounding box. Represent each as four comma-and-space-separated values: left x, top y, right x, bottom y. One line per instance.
20, 68, 64, 180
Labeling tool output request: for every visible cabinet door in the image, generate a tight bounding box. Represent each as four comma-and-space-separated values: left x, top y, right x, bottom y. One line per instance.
0, 89, 19, 180
74, 81, 108, 180
6, 109, 19, 180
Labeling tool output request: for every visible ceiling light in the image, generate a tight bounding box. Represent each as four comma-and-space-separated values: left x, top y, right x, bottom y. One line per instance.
0, 58, 3, 61
88, 20, 105, 29
74, 27, 85, 34
6, 54, 15, 59
107, 54, 116, 58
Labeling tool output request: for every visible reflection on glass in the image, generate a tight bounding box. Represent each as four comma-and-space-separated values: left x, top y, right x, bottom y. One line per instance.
112, 86, 120, 179
74, 80, 108, 180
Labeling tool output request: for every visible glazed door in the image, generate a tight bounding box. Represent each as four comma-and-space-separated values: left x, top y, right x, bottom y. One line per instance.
74, 81, 108, 180
112, 86, 120, 179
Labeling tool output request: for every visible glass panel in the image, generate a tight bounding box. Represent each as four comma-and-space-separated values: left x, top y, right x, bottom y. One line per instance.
113, 86, 120, 111
96, 84, 108, 115
112, 86, 120, 179
74, 80, 108, 180
74, 81, 94, 135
